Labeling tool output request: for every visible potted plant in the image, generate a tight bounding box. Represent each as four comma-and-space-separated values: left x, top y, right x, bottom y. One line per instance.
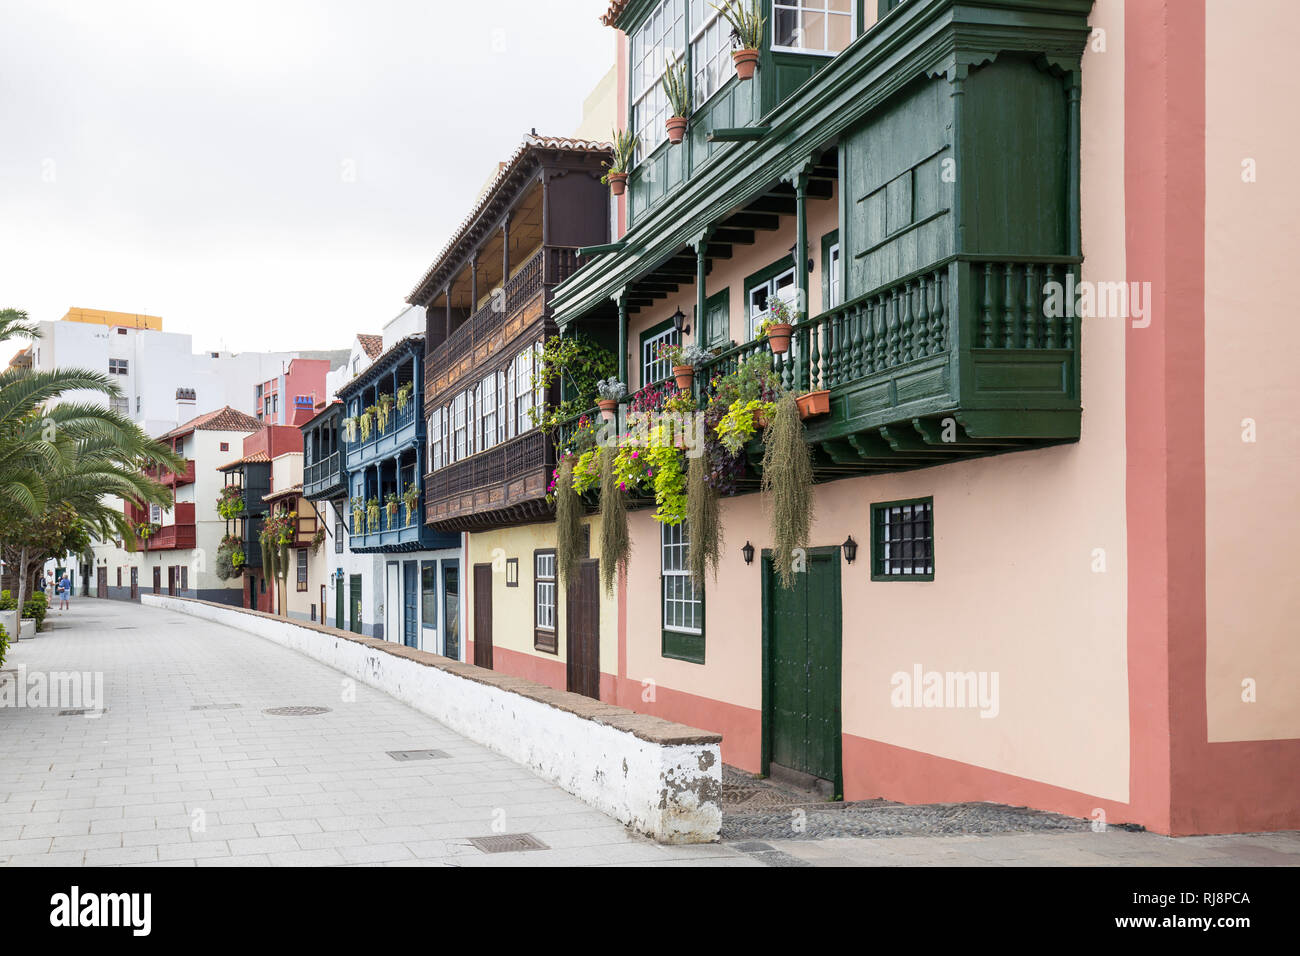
366, 497, 380, 532
797, 389, 831, 419
596, 377, 627, 422
602, 128, 638, 196
376, 393, 393, 433
385, 492, 401, 525
655, 342, 694, 390
663, 54, 691, 145
350, 496, 364, 534
762, 296, 797, 354
396, 382, 414, 412
402, 483, 420, 525
311, 527, 326, 554
716, 0, 765, 81
342, 416, 357, 442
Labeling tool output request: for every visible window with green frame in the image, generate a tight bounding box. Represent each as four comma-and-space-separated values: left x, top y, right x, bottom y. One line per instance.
661, 521, 704, 663
744, 254, 797, 341
639, 317, 679, 387
871, 497, 935, 581
821, 229, 842, 311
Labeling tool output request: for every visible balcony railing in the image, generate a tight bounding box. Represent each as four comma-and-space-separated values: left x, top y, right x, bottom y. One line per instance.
148, 523, 196, 551
343, 401, 418, 464
304, 451, 345, 498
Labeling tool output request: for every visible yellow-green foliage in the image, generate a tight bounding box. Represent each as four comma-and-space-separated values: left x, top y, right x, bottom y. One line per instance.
715, 399, 774, 455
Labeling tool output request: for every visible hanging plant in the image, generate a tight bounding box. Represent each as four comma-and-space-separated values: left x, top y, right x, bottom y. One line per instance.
350, 496, 364, 534
311, 527, 326, 554
599, 450, 630, 595
342, 416, 358, 442
402, 483, 420, 525
217, 485, 244, 520
715, 398, 775, 455
376, 394, 394, 433
532, 331, 618, 435
554, 457, 583, 588
366, 497, 380, 532
396, 382, 414, 412
687, 452, 721, 585
761, 393, 814, 590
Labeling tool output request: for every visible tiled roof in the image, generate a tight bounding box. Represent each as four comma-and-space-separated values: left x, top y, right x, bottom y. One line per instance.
358, 334, 383, 359
217, 450, 270, 471
406, 133, 612, 304
263, 483, 303, 502
601, 0, 629, 26
161, 406, 262, 440
337, 334, 425, 398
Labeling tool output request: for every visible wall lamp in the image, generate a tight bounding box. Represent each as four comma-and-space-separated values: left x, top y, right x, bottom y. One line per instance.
842, 535, 858, 564
741, 541, 755, 565
671, 307, 690, 336
788, 243, 815, 274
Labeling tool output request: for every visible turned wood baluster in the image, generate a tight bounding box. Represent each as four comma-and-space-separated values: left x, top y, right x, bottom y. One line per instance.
930, 269, 946, 351
980, 263, 995, 348
887, 288, 900, 367
1064, 265, 1076, 350
900, 282, 914, 363
875, 293, 888, 371
809, 320, 822, 391
850, 302, 864, 380
915, 275, 930, 359
1044, 264, 1058, 349
1024, 263, 1037, 348
1002, 263, 1016, 348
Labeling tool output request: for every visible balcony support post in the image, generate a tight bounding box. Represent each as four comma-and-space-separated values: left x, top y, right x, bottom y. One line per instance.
615, 288, 629, 385
470, 255, 479, 312
502, 215, 512, 290
1067, 71, 1081, 257
784, 158, 814, 392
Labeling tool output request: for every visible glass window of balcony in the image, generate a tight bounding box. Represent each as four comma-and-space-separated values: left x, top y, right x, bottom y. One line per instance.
429, 406, 444, 470
631, 0, 686, 161
748, 266, 797, 340
642, 325, 679, 386
479, 373, 498, 451
689, 0, 735, 106
773, 0, 854, 55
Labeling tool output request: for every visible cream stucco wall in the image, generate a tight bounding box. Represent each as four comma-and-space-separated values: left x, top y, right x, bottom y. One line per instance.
622, 0, 1132, 801
468, 517, 618, 685
1204, 0, 1300, 742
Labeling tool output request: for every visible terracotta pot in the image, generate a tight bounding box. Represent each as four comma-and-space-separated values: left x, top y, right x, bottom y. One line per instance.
673, 365, 695, 390
666, 116, 688, 144
597, 399, 619, 422
755, 407, 770, 429
608, 173, 628, 196
766, 322, 794, 355
796, 389, 831, 419
733, 49, 760, 81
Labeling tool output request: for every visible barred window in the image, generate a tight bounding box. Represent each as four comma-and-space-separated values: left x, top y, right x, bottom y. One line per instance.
296, 548, 308, 591
661, 522, 702, 634
534, 550, 557, 653
872, 498, 935, 579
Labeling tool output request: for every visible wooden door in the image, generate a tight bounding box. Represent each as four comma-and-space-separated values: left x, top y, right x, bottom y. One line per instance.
167, 566, 176, 596
473, 563, 493, 669
348, 575, 363, 634
335, 580, 344, 630
565, 560, 600, 700
96, 567, 107, 599
152, 567, 161, 595
765, 548, 842, 787
130, 567, 138, 600
403, 562, 419, 648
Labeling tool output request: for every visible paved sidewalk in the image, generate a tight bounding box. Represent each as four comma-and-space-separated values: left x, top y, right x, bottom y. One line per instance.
2, 600, 1296, 868
0, 600, 749, 867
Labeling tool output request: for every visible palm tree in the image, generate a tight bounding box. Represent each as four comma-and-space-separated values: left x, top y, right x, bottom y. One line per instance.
0, 308, 183, 637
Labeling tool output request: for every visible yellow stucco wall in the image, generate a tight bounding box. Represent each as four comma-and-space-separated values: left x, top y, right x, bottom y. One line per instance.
61, 307, 162, 330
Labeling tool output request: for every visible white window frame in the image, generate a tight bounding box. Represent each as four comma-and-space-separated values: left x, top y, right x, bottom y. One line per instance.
535, 552, 556, 631
748, 266, 798, 340
479, 373, 498, 452
771, 0, 856, 56
108, 358, 129, 375
631, 0, 686, 162
642, 325, 679, 387
829, 242, 842, 308
689, 0, 736, 107
428, 407, 444, 472
452, 393, 467, 462
661, 522, 702, 634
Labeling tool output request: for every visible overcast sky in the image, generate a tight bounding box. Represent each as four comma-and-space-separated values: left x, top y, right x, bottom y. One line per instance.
0, 0, 615, 354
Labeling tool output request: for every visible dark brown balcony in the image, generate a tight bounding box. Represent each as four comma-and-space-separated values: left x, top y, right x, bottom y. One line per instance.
424, 429, 553, 531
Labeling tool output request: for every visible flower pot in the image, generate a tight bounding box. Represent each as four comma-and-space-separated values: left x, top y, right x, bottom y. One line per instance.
597, 399, 619, 422
754, 408, 770, 430
797, 389, 831, 419
766, 322, 794, 355
608, 173, 628, 196
673, 365, 695, 390
733, 49, 760, 81
665, 116, 688, 144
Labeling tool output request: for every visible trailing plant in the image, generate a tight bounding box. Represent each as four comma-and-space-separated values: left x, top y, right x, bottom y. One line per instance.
687, 452, 721, 585
760, 393, 814, 590
554, 457, 583, 588
359, 409, 375, 441
350, 496, 364, 534
598, 450, 630, 595
376, 394, 394, 433
402, 483, 420, 525
596, 378, 627, 401
385, 492, 400, 520
396, 382, 414, 412
311, 527, 326, 554
342, 416, 358, 442
714, 0, 765, 49
663, 53, 691, 117
217, 485, 244, 520
601, 128, 639, 183
715, 398, 774, 455
531, 331, 617, 433
216, 535, 244, 580
259, 506, 297, 616
366, 497, 380, 532
702, 401, 746, 496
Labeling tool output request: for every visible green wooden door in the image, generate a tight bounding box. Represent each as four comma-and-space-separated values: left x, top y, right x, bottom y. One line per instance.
335, 577, 344, 629
348, 575, 362, 634
765, 548, 842, 786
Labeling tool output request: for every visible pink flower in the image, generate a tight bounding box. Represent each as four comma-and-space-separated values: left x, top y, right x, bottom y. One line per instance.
630, 451, 638, 459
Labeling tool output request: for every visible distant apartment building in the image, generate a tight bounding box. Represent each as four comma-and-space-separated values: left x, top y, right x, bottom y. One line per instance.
254, 357, 336, 426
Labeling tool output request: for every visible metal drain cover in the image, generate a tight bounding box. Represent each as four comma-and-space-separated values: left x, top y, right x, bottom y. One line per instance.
467, 833, 549, 854
387, 749, 450, 762
192, 703, 242, 711
263, 706, 331, 716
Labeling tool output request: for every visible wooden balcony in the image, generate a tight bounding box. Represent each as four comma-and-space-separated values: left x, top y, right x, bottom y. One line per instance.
303, 451, 346, 501
424, 429, 553, 531
343, 402, 419, 472
146, 503, 197, 551
144, 459, 195, 488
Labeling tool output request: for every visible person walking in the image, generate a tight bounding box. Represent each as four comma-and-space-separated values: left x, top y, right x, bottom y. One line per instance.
57, 573, 71, 611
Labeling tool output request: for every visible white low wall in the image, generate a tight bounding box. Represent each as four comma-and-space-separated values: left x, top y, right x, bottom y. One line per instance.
143, 595, 722, 843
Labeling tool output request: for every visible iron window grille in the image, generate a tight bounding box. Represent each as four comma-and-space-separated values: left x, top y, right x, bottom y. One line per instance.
871, 497, 935, 581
